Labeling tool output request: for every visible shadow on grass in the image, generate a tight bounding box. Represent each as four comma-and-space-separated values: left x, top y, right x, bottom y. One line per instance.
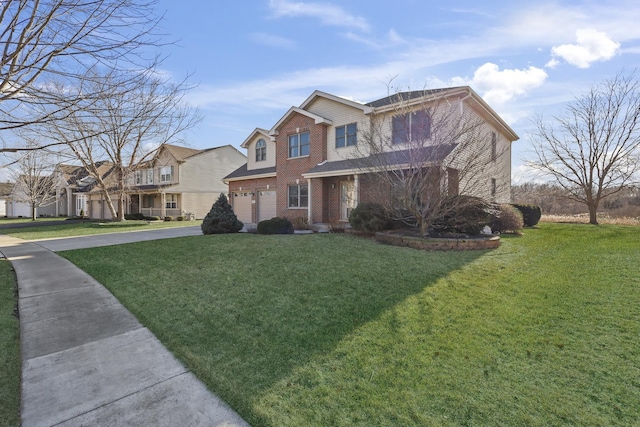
61, 234, 488, 425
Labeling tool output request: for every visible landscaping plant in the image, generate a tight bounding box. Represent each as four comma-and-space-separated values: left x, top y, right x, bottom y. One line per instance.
201, 194, 243, 234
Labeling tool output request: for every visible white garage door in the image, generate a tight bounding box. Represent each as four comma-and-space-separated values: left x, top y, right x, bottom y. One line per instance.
232, 192, 252, 224
258, 190, 277, 222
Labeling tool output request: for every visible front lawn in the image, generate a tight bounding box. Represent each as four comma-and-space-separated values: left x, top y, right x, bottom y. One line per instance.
0, 219, 198, 240
61, 224, 640, 426
0, 260, 20, 426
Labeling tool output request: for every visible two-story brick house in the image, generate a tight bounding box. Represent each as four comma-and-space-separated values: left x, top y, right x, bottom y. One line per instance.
224, 87, 519, 225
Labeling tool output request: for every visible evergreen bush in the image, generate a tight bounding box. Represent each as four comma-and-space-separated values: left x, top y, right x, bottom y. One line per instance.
257, 217, 294, 234
201, 193, 244, 234
490, 204, 524, 233
511, 203, 542, 227
348, 202, 390, 232
432, 195, 491, 235
125, 213, 146, 220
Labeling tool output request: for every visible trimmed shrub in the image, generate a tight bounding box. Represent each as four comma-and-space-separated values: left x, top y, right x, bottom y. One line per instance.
124, 213, 146, 220
432, 195, 492, 235
176, 216, 184, 221
349, 202, 391, 232
490, 204, 524, 233
201, 193, 244, 234
257, 217, 294, 235
511, 203, 542, 227
164, 216, 173, 221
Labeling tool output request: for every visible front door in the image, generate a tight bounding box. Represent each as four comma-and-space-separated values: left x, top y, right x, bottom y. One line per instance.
76, 195, 87, 217
340, 181, 356, 221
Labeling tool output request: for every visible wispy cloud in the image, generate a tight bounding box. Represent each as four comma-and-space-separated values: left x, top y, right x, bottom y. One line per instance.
547, 29, 620, 68
268, 0, 370, 32
248, 32, 297, 49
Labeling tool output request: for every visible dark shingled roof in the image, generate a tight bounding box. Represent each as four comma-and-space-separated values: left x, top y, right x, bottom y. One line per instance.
366, 87, 464, 108
305, 144, 457, 175
224, 163, 277, 180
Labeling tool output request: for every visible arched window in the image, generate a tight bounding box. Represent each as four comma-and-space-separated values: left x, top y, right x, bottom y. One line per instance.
255, 139, 266, 162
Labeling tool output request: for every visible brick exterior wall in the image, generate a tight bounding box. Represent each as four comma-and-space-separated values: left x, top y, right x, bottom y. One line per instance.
274, 112, 327, 222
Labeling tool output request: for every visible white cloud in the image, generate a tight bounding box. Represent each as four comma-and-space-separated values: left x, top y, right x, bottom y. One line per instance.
453, 63, 548, 105
547, 29, 620, 68
248, 32, 296, 49
268, 0, 370, 32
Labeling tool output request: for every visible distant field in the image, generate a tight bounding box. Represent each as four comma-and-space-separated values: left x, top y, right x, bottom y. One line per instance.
61, 223, 640, 426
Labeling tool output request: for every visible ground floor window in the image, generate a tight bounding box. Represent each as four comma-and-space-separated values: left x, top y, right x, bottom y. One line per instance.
142, 195, 155, 208
166, 194, 178, 209
288, 184, 308, 208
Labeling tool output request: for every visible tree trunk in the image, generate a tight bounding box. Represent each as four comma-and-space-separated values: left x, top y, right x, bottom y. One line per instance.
117, 193, 126, 222
588, 204, 599, 225
31, 203, 37, 221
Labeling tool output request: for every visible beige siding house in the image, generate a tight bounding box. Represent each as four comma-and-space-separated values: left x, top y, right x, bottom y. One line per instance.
128, 144, 246, 219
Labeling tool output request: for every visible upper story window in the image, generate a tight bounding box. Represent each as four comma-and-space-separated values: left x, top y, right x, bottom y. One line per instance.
392, 109, 431, 144
255, 139, 267, 162
160, 166, 173, 183
288, 131, 310, 158
491, 132, 497, 161
134, 171, 142, 185
336, 123, 357, 148
146, 169, 154, 185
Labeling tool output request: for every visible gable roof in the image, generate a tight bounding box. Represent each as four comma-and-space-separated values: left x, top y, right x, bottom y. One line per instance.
269, 107, 333, 136
366, 88, 461, 108
0, 182, 13, 197
161, 144, 203, 162
300, 90, 374, 114
241, 128, 270, 149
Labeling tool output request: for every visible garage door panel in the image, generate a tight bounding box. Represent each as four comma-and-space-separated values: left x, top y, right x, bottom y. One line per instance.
258, 190, 277, 222
232, 192, 252, 224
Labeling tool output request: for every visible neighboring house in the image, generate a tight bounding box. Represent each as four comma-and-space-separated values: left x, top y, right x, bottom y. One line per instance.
224, 86, 519, 225
0, 182, 14, 217
127, 144, 246, 219
54, 162, 116, 219
7, 175, 57, 218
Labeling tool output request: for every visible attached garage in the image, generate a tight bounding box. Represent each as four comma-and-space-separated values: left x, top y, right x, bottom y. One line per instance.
257, 190, 277, 222
232, 192, 252, 224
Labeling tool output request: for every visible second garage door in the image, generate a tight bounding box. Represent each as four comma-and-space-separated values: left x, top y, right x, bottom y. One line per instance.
257, 190, 277, 222
232, 192, 252, 224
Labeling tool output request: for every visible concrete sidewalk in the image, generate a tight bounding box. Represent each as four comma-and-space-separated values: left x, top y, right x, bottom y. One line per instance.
0, 231, 250, 427
32, 225, 204, 252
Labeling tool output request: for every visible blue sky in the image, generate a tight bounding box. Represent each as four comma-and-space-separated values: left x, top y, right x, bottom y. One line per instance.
154, 0, 640, 182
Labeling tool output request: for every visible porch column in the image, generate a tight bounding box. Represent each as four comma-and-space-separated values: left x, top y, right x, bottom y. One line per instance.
307, 178, 312, 224
161, 192, 166, 218
138, 194, 142, 215
354, 173, 360, 206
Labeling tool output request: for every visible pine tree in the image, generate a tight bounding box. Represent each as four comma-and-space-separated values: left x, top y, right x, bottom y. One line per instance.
201, 193, 244, 234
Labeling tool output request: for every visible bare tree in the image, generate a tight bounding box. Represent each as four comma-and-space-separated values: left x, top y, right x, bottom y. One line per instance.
355, 87, 512, 236
0, 0, 163, 150
38, 67, 200, 221
9, 142, 59, 220
528, 71, 640, 225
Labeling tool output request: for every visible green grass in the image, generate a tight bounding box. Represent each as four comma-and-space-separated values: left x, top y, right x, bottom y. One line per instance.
0, 217, 68, 225
60, 224, 640, 426
0, 260, 20, 427
0, 219, 198, 240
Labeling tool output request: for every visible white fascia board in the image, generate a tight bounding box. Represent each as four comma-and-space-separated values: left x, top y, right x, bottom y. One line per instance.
300, 90, 374, 114
223, 172, 277, 184
240, 128, 270, 149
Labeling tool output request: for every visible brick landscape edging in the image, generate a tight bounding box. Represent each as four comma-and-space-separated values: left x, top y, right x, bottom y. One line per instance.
374, 231, 500, 251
